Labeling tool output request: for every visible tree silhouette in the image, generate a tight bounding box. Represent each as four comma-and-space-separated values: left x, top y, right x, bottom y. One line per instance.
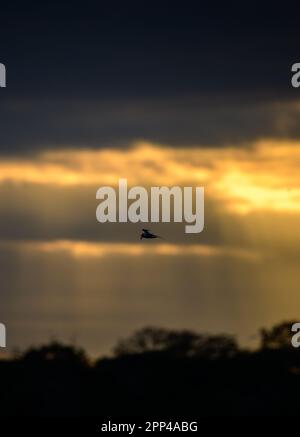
113, 327, 238, 359
260, 321, 298, 350
0, 321, 299, 416
20, 341, 88, 368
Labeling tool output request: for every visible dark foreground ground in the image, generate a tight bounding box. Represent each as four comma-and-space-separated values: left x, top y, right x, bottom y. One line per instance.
1, 322, 299, 416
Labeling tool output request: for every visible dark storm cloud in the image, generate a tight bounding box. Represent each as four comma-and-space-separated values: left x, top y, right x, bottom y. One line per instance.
1, 96, 300, 153
0, 183, 220, 244
1, 2, 300, 153
0, 2, 298, 99
1, 182, 300, 257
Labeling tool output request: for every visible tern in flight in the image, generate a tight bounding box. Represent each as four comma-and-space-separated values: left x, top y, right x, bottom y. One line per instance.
140, 229, 163, 240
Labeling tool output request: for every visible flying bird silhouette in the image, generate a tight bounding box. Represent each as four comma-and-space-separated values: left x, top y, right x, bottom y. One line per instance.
140, 229, 163, 240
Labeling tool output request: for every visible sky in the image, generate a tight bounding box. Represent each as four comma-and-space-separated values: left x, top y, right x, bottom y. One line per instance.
1, 2, 300, 356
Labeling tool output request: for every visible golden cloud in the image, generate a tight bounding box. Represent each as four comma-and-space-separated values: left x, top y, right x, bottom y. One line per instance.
0, 139, 299, 214
0, 240, 260, 261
